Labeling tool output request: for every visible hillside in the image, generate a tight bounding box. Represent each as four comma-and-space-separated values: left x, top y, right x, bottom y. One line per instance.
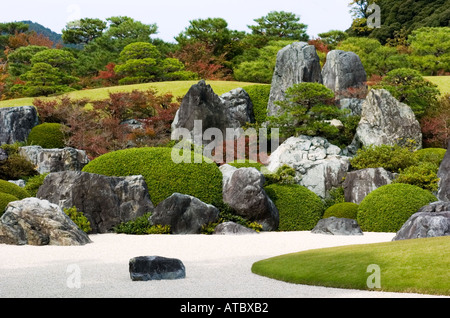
0, 80, 268, 108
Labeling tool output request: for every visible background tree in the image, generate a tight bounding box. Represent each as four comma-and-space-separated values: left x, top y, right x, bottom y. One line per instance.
248, 11, 309, 45
62, 18, 107, 46
407, 27, 450, 75
0, 22, 29, 58
7, 45, 49, 76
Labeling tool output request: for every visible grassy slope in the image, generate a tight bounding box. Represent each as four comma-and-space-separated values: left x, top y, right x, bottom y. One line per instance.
252, 236, 450, 296
0, 80, 267, 108
425, 76, 450, 95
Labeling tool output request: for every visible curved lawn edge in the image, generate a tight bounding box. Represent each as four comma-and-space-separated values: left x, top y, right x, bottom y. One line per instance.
251, 236, 450, 296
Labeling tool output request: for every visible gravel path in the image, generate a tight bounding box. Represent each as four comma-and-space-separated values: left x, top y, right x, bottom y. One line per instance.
0, 232, 446, 298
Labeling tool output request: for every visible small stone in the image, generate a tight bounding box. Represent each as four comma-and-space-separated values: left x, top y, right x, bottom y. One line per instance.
213, 222, 258, 235
312, 217, 363, 236
129, 256, 186, 281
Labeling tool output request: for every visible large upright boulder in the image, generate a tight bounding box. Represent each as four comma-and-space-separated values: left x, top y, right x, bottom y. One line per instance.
36, 171, 154, 234
343, 168, 396, 204
19, 146, 89, 174
267, 136, 350, 198
267, 42, 323, 116
221, 165, 279, 231
171, 80, 254, 144
322, 50, 367, 96
0, 106, 38, 145
353, 89, 422, 149
0, 198, 91, 246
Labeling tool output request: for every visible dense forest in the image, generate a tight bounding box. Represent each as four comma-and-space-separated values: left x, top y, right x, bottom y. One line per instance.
0, 0, 448, 101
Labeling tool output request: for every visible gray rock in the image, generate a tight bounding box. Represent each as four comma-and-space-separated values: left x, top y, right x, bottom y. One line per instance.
353, 89, 422, 150
129, 256, 186, 281
312, 217, 364, 236
0, 198, 92, 246
339, 98, 364, 117
8, 180, 26, 188
213, 221, 258, 235
36, 171, 154, 234
171, 80, 255, 145
322, 50, 367, 96
19, 146, 89, 174
343, 168, 396, 204
267, 42, 323, 116
222, 167, 279, 231
150, 193, 219, 234
0, 106, 38, 145
437, 147, 450, 201
267, 136, 350, 198
419, 201, 450, 213
392, 212, 450, 241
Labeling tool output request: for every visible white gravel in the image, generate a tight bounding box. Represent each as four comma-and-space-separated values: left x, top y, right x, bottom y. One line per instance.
0, 231, 446, 298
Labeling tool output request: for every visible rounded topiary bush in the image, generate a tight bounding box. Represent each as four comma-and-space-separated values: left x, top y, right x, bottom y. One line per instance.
0, 192, 18, 215
27, 123, 66, 148
414, 148, 446, 166
82, 147, 223, 207
323, 202, 359, 219
0, 179, 30, 200
264, 184, 325, 231
357, 183, 437, 232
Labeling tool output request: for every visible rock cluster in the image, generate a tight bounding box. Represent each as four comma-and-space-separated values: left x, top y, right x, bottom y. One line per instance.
312, 217, 363, 236
171, 80, 254, 144
266, 136, 350, 198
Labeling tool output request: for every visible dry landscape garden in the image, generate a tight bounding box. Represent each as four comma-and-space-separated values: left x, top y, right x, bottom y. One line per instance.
0, 0, 449, 297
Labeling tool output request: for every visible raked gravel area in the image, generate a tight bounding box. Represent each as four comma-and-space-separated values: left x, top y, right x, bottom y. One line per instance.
0, 231, 446, 298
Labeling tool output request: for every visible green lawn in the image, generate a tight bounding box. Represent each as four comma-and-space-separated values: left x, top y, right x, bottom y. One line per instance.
425, 76, 450, 95
0, 80, 267, 108
252, 236, 450, 296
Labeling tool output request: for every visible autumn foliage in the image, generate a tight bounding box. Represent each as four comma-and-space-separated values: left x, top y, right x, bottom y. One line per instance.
33, 89, 180, 159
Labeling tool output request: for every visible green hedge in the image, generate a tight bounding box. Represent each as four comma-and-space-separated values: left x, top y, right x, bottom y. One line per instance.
323, 202, 359, 220
0, 192, 18, 215
0, 180, 30, 200
27, 123, 66, 149
265, 184, 325, 231
414, 148, 446, 166
82, 147, 223, 207
244, 85, 271, 124
357, 183, 437, 232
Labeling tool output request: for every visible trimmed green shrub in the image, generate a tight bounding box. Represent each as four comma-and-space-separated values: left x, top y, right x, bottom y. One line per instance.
244, 85, 271, 124
0, 153, 38, 180
413, 148, 446, 166
63, 206, 92, 233
24, 173, 49, 197
27, 123, 66, 148
113, 213, 171, 235
0, 179, 30, 199
263, 164, 296, 186
323, 202, 359, 220
82, 147, 223, 207
0, 192, 18, 215
265, 184, 325, 231
393, 162, 440, 192
350, 144, 417, 173
357, 183, 437, 232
